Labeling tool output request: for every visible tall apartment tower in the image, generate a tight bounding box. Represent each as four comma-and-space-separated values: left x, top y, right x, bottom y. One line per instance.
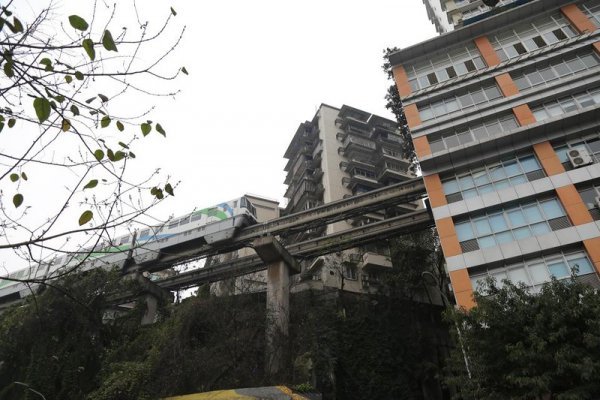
424, 0, 531, 33
391, 0, 600, 308
283, 104, 417, 291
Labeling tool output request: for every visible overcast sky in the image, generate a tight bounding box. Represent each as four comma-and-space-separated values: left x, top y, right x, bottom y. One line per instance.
146, 0, 437, 217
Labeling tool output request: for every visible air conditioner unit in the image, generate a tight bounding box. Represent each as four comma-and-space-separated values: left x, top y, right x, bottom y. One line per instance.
567, 146, 593, 168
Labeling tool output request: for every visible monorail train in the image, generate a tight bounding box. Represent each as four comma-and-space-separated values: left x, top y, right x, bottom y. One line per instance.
0, 196, 258, 304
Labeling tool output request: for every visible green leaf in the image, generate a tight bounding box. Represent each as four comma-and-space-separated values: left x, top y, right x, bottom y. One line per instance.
107, 149, 115, 161
155, 123, 166, 137
54, 95, 65, 103
33, 97, 51, 123
128, 151, 136, 159
9, 17, 23, 33
181, 67, 188, 75
93, 149, 104, 161
68, 15, 89, 31
83, 179, 98, 189
13, 193, 23, 208
78, 210, 93, 226
101, 30, 118, 52
9, 173, 18, 182
118, 141, 129, 149
100, 115, 111, 128
85, 97, 95, 104
75, 71, 84, 80
116, 121, 124, 132
0, 122, 4, 133
82, 38, 95, 61
40, 58, 53, 71
141, 123, 151, 136
114, 151, 125, 161
151, 187, 164, 200
170, 7, 177, 16
71, 104, 80, 116
21, 172, 27, 181
165, 183, 174, 196
98, 93, 109, 103
61, 119, 71, 132
3, 62, 13, 78
65, 75, 73, 84
7, 118, 15, 128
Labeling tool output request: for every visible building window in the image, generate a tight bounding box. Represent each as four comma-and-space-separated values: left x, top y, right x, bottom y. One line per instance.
455, 198, 569, 252
383, 161, 405, 172
490, 13, 578, 62
582, 0, 600, 27
352, 168, 376, 179
343, 264, 358, 280
470, 251, 595, 292
405, 43, 486, 92
578, 185, 600, 221
441, 154, 545, 203
429, 114, 518, 153
382, 147, 401, 157
419, 82, 503, 122
511, 50, 600, 92
531, 86, 600, 122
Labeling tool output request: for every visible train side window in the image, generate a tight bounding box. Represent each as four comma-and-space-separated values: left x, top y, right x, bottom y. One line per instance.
168, 219, 179, 229
140, 229, 150, 238
119, 235, 130, 245
191, 213, 203, 221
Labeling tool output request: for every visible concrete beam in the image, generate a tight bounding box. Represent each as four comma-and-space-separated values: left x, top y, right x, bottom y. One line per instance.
253, 236, 300, 274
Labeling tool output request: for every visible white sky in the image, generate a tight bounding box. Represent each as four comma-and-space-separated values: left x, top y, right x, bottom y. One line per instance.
4, 0, 436, 272
150, 0, 437, 214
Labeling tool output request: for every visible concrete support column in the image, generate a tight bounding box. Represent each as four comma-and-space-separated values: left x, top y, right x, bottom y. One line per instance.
141, 293, 159, 325
265, 259, 290, 376
253, 236, 300, 378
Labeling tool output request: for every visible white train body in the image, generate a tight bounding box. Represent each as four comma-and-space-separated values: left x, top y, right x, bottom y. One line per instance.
0, 196, 258, 304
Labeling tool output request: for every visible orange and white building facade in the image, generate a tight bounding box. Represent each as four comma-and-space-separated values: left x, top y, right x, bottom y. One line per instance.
390, 0, 600, 308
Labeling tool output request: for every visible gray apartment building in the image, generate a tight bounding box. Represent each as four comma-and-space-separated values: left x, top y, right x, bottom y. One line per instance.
282, 104, 417, 293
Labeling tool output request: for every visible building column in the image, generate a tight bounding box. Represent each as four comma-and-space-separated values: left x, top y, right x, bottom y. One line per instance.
449, 269, 475, 310
561, 4, 597, 34
253, 236, 300, 378
474, 36, 501, 67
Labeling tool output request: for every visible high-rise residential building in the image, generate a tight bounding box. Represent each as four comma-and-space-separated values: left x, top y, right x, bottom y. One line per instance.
282, 104, 418, 293
423, 0, 455, 33
391, 0, 600, 308
423, 0, 532, 33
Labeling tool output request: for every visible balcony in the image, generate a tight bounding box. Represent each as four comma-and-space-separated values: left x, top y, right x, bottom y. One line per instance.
338, 136, 377, 158
287, 180, 323, 209
378, 167, 413, 182
378, 133, 403, 146
311, 167, 323, 180
342, 175, 381, 191
361, 252, 392, 271
312, 148, 322, 167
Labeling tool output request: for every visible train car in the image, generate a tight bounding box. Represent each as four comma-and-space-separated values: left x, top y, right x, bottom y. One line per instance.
0, 196, 258, 305
131, 196, 257, 264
